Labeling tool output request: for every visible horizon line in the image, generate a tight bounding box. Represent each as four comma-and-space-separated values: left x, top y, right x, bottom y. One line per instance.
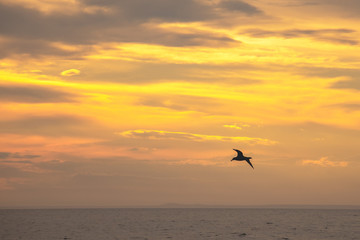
1, 203, 360, 210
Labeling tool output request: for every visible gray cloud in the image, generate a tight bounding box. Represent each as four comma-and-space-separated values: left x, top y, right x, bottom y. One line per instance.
327, 103, 360, 112
0, 152, 40, 159
33, 159, 83, 173
0, 85, 77, 103
82, 0, 216, 22
138, 94, 226, 114
103, 26, 239, 47
81, 61, 263, 84
0, 165, 33, 178
296, 66, 360, 91
0, 152, 10, 159
219, 0, 263, 15
293, 66, 360, 91
331, 79, 360, 91
0, 114, 115, 138
0, 3, 112, 44
0, 115, 90, 136
274, 1, 319, 7
327, 0, 360, 17
298, 66, 360, 79
243, 28, 358, 45
0, 160, 33, 164
280, 0, 360, 18
138, 31, 238, 47
0, 38, 92, 59
0, 0, 259, 59
0, 1, 216, 43
298, 67, 360, 90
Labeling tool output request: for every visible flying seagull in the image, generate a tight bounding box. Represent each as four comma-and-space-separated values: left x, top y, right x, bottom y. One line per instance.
231, 149, 254, 169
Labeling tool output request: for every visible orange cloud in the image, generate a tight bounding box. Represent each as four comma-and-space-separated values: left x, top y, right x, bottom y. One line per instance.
173, 159, 221, 166
61, 69, 81, 77
118, 129, 277, 145
223, 123, 251, 130
301, 157, 348, 167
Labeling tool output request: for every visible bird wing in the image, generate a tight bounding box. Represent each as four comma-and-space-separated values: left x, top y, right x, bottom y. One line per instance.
233, 149, 244, 157
246, 159, 254, 169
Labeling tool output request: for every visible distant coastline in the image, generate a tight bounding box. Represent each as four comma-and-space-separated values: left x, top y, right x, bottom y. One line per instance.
1, 203, 360, 210
155, 203, 360, 209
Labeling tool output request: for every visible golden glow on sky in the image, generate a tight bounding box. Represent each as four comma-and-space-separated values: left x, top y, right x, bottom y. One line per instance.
1, 0, 360, 207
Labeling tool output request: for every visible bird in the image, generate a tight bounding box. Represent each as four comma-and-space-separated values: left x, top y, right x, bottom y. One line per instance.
231, 149, 254, 169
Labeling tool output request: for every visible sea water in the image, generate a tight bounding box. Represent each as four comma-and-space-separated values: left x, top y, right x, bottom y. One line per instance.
0, 208, 359, 240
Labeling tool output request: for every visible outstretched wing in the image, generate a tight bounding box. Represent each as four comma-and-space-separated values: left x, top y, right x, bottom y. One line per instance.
246, 159, 254, 169
233, 149, 244, 157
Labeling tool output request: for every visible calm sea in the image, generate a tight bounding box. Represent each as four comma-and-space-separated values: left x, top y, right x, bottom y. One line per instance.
0, 208, 359, 240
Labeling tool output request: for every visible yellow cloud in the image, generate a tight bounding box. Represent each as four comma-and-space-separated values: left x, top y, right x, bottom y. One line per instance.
118, 129, 277, 145
61, 69, 81, 77
0, 0, 111, 15
173, 159, 221, 166
302, 157, 348, 167
89, 42, 332, 66
223, 123, 251, 130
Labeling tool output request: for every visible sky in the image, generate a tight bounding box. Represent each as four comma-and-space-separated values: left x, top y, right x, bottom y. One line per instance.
1, 0, 360, 208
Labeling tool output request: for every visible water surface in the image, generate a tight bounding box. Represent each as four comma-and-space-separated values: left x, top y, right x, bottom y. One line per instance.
1, 208, 359, 239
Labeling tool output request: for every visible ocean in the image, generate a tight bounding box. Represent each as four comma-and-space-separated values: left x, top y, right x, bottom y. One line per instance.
0, 208, 359, 240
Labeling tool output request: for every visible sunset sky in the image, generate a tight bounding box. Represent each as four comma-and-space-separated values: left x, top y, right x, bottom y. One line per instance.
1, 0, 360, 207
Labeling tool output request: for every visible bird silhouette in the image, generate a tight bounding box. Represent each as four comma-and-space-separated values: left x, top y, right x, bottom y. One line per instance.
231, 149, 254, 169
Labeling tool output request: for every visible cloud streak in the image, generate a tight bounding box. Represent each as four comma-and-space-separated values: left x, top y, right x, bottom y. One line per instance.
0, 115, 90, 136
0, 152, 40, 159
0, 84, 78, 103
61, 69, 81, 77
218, 0, 263, 15
331, 79, 360, 91
118, 129, 277, 145
302, 157, 348, 167
223, 123, 251, 130
243, 28, 358, 45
